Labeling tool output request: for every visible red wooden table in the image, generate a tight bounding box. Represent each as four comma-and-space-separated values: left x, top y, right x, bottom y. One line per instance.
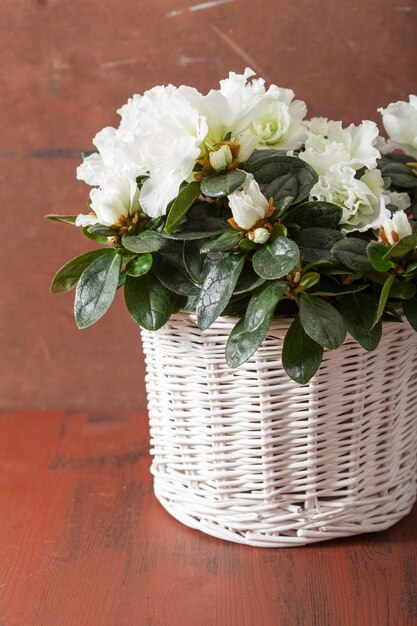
0, 410, 416, 625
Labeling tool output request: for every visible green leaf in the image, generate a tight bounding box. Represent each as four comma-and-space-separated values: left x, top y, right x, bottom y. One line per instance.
124, 272, 176, 330
374, 274, 396, 325
331, 237, 373, 271
339, 293, 382, 351
233, 266, 266, 295
403, 297, 417, 331
87, 224, 116, 237
225, 316, 271, 368
46, 214, 78, 225
122, 231, 166, 253
152, 254, 200, 296
50, 248, 115, 294
243, 155, 318, 204
244, 281, 287, 331
196, 254, 245, 330
271, 195, 294, 218
82, 225, 108, 244
74, 252, 121, 329
293, 228, 344, 262
308, 279, 368, 297
283, 201, 342, 230
252, 237, 300, 280
282, 316, 323, 385
200, 230, 244, 253
378, 162, 417, 188
384, 233, 417, 259
366, 241, 394, 271
200, 169, 246, 197
183, 239, 206, 284
404, 261, 417, 276
144, 216, 163, 231
164, 181, 201, 233
299, 293, 346, 349
389, 281, 417, 299
125, 254, 153, 277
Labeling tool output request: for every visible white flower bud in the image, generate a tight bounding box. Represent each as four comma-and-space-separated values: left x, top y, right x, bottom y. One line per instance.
252, 227, 271, 244
209, 145, 233, 172
227, 174, 269, 230
381, 210, 413, 245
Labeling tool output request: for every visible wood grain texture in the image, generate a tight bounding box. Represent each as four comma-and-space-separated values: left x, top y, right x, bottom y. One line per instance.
0, 0, 416, 410
0, 410, 416, 626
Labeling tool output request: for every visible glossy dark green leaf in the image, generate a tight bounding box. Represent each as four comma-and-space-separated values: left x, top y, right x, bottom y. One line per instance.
124, 272, 175, 330
283, 202, 342, 230
87, 224, 116, 237
164, 181, 201, 233
331, 237, 373, 271
183, 239, 206, 284
378, 162, 417, 188
225, 316, 271, 368
339, 293, 382, 351
242, 155, 318, 204
122, 231, 166, 253
374, 274, 395, 325
45, 214, 78, 225
366, 241, 394, 271
152, 254, 200, 296
200, 169, 246, 197
244, 281, 287, 331
293, 228, 344, 262
233, 266, 266, 295
389, 281, 417, 299
125, 254, 153, 277
403, 297, 417, 331
308, 280, 368, 297
196, 254, 245, 330
200, 230, 244, 253
50, 248, 115, 294
404, 261, 417, 276
282, 315, 323, 385
299, 293, 346, 349
384, 233, 417, 259
82, 225, 108, 244
252, 237, 300, 280
74, 252, 121, 329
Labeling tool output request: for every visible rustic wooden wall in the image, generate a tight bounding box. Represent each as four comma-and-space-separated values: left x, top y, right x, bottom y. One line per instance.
1, 0, 416, 410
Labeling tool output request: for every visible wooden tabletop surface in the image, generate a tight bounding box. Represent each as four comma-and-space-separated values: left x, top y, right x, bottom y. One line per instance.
0, 410, 416, 626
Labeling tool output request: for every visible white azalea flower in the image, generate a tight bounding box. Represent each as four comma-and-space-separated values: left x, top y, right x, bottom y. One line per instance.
304, 117, 334, 136
380, 210, 413, 245
227, 173, 269, 230
378, 95, 417, 158
135, 85, 208, 217
310, 166, 390, 232
299, 134, 350, 176
386, 190, 411, 212
300, 120, 380, 175
76, 172, 140, 228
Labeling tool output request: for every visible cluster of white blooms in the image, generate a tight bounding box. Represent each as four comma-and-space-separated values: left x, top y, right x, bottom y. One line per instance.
299, 98, 417, 234
298, 119, 391, 232
76, 68, 307, 228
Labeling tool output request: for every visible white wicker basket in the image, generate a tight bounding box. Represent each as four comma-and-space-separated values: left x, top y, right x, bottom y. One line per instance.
141, 313, 417, 547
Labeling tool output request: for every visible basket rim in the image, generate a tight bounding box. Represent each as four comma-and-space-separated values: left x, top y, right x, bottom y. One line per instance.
174, 309, 406, 333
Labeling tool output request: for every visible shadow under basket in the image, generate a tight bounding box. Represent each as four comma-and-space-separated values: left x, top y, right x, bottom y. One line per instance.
140, 313, 417, 548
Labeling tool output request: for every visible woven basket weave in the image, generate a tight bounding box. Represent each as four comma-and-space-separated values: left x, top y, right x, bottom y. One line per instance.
141, 313, 417, 547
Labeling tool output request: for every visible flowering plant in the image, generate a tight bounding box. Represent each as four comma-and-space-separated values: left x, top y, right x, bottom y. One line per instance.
48, 70, 417, 384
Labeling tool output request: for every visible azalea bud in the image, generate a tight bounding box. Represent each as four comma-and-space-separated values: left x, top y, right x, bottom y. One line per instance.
209, 145, 233, 172
252, 227, 270, 244
379, 210, 412, 245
